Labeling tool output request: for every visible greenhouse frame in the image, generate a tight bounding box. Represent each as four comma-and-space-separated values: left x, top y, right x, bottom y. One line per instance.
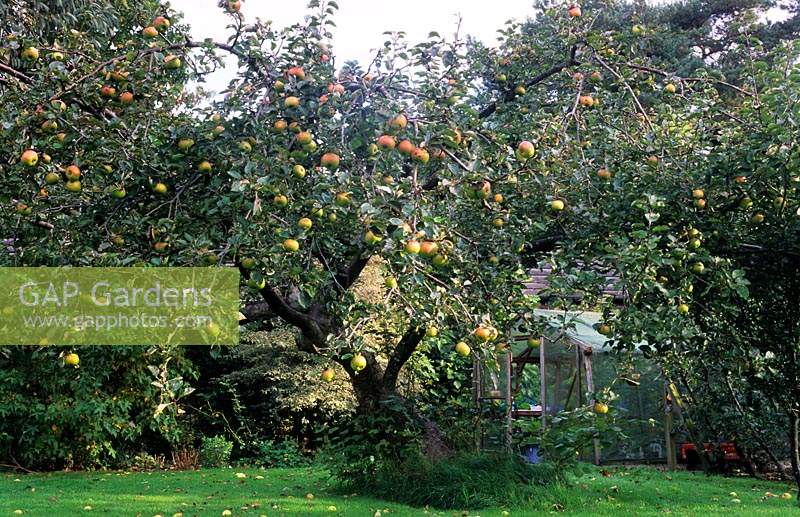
473, 309, 679, 467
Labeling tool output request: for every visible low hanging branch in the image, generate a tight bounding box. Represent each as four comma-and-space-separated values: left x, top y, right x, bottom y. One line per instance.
46, 37, 257, 101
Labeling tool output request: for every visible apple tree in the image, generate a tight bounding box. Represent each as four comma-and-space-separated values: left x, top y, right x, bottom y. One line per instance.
2, 0, 577, 413
4, 0, 800, 490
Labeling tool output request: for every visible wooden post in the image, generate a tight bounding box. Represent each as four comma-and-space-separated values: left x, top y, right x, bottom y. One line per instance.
553, 363, 562, 414
584, 346, 602, 465
576, 343, 583, 407
665, 382, 677, 471
540, 335, 547, 432
505, 349, 513, 451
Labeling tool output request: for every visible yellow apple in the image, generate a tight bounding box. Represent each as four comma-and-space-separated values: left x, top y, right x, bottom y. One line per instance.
404, 240, 421, 254
283, 238, 300, 252
350, 353, 367, 371
177, 138, 194, 150
21, 47, 39, 61
389, 114, 408, 130
164, 55, 182, 69
152, 182, 168, 195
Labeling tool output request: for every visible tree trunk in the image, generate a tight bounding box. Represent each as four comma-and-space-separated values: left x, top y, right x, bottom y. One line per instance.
349, 359, 393, 414
789, 410, 800, 503
345, 349, 453, 460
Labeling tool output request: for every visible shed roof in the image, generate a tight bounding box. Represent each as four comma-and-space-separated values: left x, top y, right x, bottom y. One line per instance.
510, 309, 648, 356
523, 264, 625, 303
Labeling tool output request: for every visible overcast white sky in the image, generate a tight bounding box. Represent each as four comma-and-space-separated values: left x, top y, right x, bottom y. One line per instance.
169, 0, 790, 94
170, 0, 533, 94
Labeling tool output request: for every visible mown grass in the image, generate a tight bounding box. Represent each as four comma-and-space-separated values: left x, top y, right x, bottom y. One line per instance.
0, 464, 797, 516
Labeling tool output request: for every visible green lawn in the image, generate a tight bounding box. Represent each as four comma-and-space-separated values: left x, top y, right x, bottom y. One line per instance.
0, 465, 796, 516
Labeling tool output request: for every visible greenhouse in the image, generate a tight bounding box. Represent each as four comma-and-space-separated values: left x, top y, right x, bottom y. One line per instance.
474, 309, 670, 465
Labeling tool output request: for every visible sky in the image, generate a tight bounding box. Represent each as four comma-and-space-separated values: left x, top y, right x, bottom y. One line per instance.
169, 0, 791, 95
170, 0, 533, 94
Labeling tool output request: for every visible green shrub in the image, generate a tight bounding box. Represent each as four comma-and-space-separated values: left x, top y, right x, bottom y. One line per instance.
128, 452, 165, 471
355, 452, 559, 510
0, 346, 196, 470
189, 328, 355, 449
239, 439, 311, 468
199, 435, 233, 468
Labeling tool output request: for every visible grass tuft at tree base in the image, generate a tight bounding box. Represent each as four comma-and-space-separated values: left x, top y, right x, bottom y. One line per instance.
345, 451, 562, 509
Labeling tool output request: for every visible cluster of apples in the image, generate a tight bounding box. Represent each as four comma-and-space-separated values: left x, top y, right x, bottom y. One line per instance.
450, 324, 502, 359
98, 72, 138, 109
374, 114, 443, 165
275, 67, 343, 168
18, 149, 86, 199
139, 16, 183, 70
16, 15, 189, 216
401, 236, 450, 268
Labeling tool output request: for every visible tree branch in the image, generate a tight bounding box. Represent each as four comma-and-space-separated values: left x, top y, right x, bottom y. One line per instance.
333, 252, 371, 293
258, 283, 326, 345
239, 300, 276, 325
594, 53, 653, 130
478, 44, 580, 119
623, 62, 754, 97
238, 265, 325, 345
383, 326, 425, 389
51, 39, 254, 101
0, 62, 33, 83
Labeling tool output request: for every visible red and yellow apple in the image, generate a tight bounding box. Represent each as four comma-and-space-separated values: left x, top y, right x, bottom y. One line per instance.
517, 141, 535, 159
320, 152, 340, 169
377, 135, 396, 150
20, 149, 39, 167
